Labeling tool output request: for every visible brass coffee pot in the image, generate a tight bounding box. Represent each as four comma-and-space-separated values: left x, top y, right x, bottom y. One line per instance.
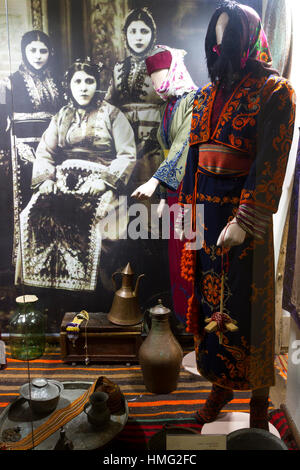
108, 263, 144, 326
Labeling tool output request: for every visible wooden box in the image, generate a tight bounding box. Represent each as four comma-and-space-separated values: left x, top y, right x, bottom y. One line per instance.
60, 312, 143, 364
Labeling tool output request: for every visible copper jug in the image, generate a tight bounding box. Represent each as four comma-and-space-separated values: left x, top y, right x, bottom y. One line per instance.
138, 299, 183, 394
108, 263, 144, 326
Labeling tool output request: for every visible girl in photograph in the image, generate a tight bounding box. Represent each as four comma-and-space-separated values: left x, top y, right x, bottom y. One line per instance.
16, 58, 136, 292
1, 30, 62, 265
105, 7, 164, 186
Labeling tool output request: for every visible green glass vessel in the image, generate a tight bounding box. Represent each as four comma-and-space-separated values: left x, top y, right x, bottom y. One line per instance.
9, 295, 46, 360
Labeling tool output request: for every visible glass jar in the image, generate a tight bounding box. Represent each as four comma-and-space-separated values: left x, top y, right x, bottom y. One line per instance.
9, 295, 46, 360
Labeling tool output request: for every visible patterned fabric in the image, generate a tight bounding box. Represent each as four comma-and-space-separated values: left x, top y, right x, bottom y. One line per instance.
195, 383, 233, 424
0, 65, 62, 265
178, 72, 295, 390
153, 91, 197, 191
197, 144, 252, 176
17, 101, 136, 291
153, 93, 194, 324
239, 5, 273, 69
0, 345, 292, 451
188, 74, 295, 212
236, 204, 271, 239
105, 51, 163, 173
151, 45, 197, 101
0, 377, 100, 450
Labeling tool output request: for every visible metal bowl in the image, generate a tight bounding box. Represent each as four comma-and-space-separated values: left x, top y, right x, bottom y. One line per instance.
19, 378, 64, 415
227, 428, 288, 450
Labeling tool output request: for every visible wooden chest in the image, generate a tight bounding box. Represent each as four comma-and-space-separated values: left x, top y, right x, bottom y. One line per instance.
60, 312, 143, 364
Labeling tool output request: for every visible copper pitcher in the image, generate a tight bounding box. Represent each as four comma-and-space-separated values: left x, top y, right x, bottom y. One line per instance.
108, 263, 144, 326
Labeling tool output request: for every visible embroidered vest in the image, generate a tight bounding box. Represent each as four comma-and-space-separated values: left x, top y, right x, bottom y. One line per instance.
190, 73, 280, 158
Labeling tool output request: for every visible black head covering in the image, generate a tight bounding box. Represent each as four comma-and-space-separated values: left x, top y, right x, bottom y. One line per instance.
205, 0, 278, 86
123, 7, 157, 58
21, 30, 53, 74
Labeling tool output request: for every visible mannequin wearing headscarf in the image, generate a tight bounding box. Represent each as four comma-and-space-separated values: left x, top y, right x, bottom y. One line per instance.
175, 1, 295, 429
132, 45, 197, 324
0, 30, 62, 268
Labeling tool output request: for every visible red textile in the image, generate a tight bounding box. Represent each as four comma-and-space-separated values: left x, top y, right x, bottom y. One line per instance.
145, 50, 172, 75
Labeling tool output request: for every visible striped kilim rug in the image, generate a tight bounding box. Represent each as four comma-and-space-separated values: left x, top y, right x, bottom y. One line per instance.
274, 354, 288, 382
0, 345, 293, 451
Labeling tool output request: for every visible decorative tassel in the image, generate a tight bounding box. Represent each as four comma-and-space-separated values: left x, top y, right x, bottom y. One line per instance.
180, 241, 196, 282
204, 271, 238, 344
186, 292, 200, 334
180, 241, 199, 334
66, 310, 89, 346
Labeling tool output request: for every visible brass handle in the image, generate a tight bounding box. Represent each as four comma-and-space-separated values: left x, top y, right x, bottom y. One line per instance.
111, 271, 120, 290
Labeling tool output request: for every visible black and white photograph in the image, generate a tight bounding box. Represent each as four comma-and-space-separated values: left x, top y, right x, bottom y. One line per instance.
0, 0, 299, 454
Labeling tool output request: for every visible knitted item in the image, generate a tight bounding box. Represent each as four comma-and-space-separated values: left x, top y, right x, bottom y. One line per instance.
249, 396, 269, 430
195, 384, 233, 424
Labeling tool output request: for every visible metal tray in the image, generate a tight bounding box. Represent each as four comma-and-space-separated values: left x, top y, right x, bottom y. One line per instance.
0, 381, 128, 450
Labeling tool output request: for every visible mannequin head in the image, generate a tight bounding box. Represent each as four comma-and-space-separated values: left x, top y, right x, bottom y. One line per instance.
205, 0, 275, 87
123, 8, 156, 57
215, 12, 229, 45
21, 30, 53, 73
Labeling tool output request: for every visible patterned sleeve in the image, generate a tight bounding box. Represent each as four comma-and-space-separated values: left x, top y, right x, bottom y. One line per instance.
236, 76, 296, 239
153, 91, 196, 191
31, 114, 59, 188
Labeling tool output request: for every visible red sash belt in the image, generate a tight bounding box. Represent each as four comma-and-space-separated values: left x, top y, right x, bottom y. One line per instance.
198, 144, 252, 177
191, 144, 252, 231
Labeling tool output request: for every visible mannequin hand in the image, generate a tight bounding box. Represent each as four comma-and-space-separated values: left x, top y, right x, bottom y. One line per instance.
80, 179, 106, 196
157, 199, 167, 218
216, 217, 246, 247
131, 177, 159, 199
39, 179, 57, 195
174, 206, 187, 242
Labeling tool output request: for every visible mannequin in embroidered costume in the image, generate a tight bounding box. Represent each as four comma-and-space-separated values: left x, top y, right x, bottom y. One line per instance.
105, 8, 164, 189
15, 59, 136, 292
0, 31, 62, 268
175, 1, 295, 428
132, 45, 197, 324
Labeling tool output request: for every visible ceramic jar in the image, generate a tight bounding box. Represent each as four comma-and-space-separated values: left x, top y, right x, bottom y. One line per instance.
84, 391, 111, 428
19, 378, 63, 414
138, 299, 183, 393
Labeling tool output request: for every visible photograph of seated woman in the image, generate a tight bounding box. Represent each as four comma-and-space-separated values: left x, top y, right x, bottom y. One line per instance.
16, 58, 136, 297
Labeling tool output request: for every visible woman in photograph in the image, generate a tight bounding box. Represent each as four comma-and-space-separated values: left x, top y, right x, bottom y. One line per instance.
1, 30, 62, 266
16, 58, 136, 292
105, 7, 164, 185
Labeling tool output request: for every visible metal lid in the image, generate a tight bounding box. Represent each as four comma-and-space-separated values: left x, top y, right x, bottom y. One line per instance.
149, 299, 171, 316
19, 378, 63, 401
